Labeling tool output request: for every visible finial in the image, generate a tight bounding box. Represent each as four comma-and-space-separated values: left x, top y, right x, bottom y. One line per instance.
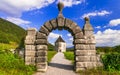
58, 2, 64, 12
84, 17, 89, 21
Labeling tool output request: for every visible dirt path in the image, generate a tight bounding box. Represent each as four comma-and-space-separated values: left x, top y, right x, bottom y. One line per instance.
34, 52, 78, 75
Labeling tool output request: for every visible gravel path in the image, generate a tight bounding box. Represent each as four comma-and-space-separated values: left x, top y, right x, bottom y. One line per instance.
34, 52, 78, 75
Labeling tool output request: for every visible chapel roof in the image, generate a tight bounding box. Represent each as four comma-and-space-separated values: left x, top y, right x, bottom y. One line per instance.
55, 36, 65, 43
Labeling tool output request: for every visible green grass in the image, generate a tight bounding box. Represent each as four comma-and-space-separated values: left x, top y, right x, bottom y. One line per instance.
0, 50, 36, 75
0, 42, 18, 50
47, 51, 57, 63
78, 67, 120, 75
64, 52, 74, 63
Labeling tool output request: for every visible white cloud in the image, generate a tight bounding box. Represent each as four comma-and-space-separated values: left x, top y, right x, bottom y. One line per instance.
69, 38, 73, 41
6, 17, 31, 25
67, 33, 72, 37
95, 29, 120, 47
5, 17, 31, 29
48, 32, 62, 39
0, 0, 55, 17
95, 26, 101, 29
109, 19, 120, 26
48, 32, 62, 45
59, 0, 85, 7
81, 10, 111, 18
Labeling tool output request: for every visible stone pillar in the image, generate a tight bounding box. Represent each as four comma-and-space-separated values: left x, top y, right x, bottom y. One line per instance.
74, 36, 97, 71
25, 28, 37, 65
74, 17, 98, 71
36, 32, 48, 72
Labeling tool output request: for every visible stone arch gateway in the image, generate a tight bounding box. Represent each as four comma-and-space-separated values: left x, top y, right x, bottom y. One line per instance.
25, 2, 101, 72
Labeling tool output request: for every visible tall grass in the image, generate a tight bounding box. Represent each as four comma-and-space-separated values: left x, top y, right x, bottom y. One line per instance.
0, 50, 36, 75
0, 42, 18, 50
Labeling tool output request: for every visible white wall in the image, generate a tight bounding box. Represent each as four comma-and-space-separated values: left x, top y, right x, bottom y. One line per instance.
55, 42, 66, 52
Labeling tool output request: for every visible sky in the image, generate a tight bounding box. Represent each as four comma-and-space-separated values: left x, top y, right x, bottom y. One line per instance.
0, 0, 120, 47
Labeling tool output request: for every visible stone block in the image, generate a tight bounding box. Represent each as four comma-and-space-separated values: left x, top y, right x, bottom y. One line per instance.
50, 19, 57, 29
36, 62, 47, 70
64, 18, 73, 28
68, 22, 77, 31
25, 57, 35, 65
57, 17, 65, 29
74, 32, 84, 39
75, 44, 87, 50
39, 26, 49, 35
74, 39, 87, 44
89, 45, 96, 50
72, 26, 81, 35
36, 56, 47, 63
87, 39, 96, 44
36, 32, 47, 39
44, 21, 53, 32
76, 62, 97, 68
25, 51, 35, 56
25, 36, 36, 44
76, 56, 97, 62
27, 28, 37, 36
75, 68, 85, 72
75, 44, 93, 50
36, 51, 47, 56
36, 39, 48, 45
36, 45, 47, 50
25, 45, 35, 50
75, 50, 96, 56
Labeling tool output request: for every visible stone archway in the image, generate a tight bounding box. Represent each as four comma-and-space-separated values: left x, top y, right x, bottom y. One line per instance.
25, 2, 99, 72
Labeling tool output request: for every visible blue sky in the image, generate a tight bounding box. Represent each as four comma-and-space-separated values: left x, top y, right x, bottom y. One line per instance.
0, 0, 120, 47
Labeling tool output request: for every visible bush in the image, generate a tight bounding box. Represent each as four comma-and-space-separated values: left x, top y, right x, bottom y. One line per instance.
113, 45, 120, 53
0, 51, 36, 75
102, 53, 120, 72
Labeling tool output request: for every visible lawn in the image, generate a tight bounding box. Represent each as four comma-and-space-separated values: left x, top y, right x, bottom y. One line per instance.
47, 51, 57, 63
64, 51, 74, 63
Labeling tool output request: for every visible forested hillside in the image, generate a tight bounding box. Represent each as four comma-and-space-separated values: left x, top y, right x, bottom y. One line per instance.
0, 18, 26, 49
0, 18, 26, 44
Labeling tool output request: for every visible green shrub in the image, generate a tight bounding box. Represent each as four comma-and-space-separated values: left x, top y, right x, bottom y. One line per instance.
102, 53, 120, 72
113, 45, 120, 53
0, 51, 36, 75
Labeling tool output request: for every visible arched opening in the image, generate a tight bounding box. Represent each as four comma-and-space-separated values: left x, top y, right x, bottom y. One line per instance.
47, 29, 74, 69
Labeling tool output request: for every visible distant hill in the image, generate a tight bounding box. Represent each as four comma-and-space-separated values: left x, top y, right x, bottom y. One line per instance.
0, 18, 56, 50
0, 18, 26, 49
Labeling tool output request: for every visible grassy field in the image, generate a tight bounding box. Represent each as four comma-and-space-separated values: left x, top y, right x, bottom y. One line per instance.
0, 42, 18, 50
64, 51, 120, 75
47, 51, 57, 63
64, 51, 74, 63
0, 50, 36, 75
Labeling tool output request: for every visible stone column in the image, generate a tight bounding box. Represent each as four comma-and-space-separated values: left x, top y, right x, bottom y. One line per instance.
25, 28, 37, 65
36, 32, 48, 72
74, 17, 97, 71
